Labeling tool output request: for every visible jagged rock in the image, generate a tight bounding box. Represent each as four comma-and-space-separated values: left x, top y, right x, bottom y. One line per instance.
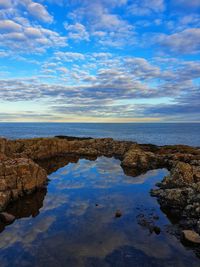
182, 230, 200, 244
0, 157, 47, 211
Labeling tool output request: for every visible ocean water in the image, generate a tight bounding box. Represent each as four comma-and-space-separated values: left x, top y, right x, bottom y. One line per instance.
0, 122, 200, 146
0, 156, 199, 267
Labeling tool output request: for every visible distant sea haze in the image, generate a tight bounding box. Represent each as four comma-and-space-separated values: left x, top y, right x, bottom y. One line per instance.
0, 123, 199, 147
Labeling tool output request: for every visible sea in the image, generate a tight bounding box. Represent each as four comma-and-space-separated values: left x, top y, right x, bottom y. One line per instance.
0, 122, 200, 146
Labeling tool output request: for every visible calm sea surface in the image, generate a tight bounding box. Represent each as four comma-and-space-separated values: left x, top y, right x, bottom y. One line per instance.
0, 156, 199, 267
0, 122, 200, 146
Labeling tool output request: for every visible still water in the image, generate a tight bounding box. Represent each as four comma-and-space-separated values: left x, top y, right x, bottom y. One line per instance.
0, 156, 199, 267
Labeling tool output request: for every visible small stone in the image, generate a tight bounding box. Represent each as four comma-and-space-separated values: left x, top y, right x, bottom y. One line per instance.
153, 226, 161, 235
182, 230, 200, 244
0, 212, 15, 224
115, 210, 122, 218
153, 215, 159, 220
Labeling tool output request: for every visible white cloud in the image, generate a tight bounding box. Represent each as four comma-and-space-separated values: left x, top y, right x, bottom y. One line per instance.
27, 2, 53, 23
0, 0, 12, 9
157, 28, 200, 54
129, 0, 165, 16
54, 52, 85, 61
172, 0, 200, 9
67, 1, 135, 47
0, 19, 67, 53
64, 22, 89, 41
24, 27, 42, 38
0, 20, 22, 32
57, 67, 68, 74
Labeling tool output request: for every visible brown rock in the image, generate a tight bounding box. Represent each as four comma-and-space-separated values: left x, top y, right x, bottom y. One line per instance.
0, 212, 15, 224
172, 162, 194, 184
121, 145, 157, 172
182, 230, 200, 244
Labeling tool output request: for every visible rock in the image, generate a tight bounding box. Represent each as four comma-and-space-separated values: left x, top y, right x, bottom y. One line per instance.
0, 192, 11, 211
153, 226, 161, 235
0, 157, 47, 211
115, 210, 122, 218
182, 230, 200, 244
121, 145, 158, 173
0, 212, 15, 224
171, 162, 194, 184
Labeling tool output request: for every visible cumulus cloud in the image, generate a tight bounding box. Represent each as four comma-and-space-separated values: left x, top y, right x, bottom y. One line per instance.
27, 2, 53, 23
128, 0, 165, 16
0, 0, 12, 9
0, 55, 199, 120
64, 22, 89, 41
0, 0, 199, 122
54, 52, 85, 61
171, 0, 200, 9
0, 20, 22, 32
157, 28, 200, 54
67, 0, 135, 47
0, 20, 67, 53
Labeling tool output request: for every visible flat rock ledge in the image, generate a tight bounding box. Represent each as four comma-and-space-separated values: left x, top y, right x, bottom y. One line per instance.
0, 136, 200, 237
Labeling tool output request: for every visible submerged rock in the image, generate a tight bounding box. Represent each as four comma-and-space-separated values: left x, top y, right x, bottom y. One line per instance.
115, 210, 122, 218
182, 230, 200, 244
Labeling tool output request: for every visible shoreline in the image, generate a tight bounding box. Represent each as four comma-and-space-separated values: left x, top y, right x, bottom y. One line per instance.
0, 136, 200, 246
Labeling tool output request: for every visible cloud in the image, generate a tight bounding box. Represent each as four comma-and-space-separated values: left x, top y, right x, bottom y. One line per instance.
64, 22, 89, 41
0, 19, 22, 32
157, 28, 200, 54
128, 0, 165, 16
171, 0, 200, 9
27, 2, 53, 23
54, 51, 85, 61
67, 0, 135, 47
0, 19, 67, 53
0, 0, 12, 9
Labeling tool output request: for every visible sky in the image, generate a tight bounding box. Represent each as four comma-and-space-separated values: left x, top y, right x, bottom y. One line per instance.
0, 0, 200, 122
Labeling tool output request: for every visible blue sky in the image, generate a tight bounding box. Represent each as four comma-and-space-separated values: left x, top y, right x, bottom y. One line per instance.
0, 0, 199, 122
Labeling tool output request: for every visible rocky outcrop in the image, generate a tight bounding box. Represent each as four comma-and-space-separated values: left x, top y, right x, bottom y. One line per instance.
121, 144, 160, 174
151, 161, 200, 235
0, 154, 47, 211
0, 135, 200, 237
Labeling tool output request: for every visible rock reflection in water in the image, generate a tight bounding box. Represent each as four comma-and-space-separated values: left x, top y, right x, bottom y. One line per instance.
0, 189, 46, 233
36, 154, 97, 174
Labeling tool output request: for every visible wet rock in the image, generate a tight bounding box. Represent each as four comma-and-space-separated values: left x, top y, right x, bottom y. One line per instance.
182, 230, 200, 244
137, 213, 161, 235
115, 210, 122, 218
153, 226, 161, 235
0, 212, 15, 224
